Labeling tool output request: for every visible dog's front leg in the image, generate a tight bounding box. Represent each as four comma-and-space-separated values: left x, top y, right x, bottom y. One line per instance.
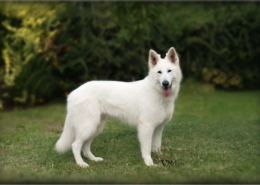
137, 123, 155, 166
152, 123, 165, 154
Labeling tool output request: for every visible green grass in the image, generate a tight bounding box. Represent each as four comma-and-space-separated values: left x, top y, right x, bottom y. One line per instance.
1, 80, 260, 183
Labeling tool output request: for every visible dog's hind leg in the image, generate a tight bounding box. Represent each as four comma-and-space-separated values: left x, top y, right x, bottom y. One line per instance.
71, 100, 101, 167
72, 123, 98, 167
82, 115, 107, 162
72, 137, 89, 167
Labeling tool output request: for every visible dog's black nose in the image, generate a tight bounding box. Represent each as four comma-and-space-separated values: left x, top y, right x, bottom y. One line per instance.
162, 80, 169, 88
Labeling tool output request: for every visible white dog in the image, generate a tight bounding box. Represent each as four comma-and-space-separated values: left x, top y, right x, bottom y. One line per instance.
55, 47, 182, 167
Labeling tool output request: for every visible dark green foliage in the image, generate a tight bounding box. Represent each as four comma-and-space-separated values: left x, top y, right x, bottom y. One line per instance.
0, 2, 259, 109
178, 3, 260, 89
0, 10, 7, 110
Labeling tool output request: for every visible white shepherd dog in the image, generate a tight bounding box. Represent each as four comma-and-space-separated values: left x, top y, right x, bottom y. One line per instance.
55, 47, 182, 167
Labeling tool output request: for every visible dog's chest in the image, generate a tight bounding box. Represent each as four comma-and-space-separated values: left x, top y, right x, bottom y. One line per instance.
145, 100, 174, 125
161, 102, 174, 122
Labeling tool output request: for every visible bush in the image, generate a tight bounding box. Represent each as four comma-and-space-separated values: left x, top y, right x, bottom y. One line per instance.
1, 2, 259, 109
1, 3, 66, 108
176, 3, 260, 89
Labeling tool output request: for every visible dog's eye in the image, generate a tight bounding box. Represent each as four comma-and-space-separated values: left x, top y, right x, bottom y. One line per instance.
168, 69, 172, 73
157, 71, 162, 74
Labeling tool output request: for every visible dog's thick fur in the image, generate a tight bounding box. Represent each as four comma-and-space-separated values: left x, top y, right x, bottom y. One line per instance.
55, 47, 182, 167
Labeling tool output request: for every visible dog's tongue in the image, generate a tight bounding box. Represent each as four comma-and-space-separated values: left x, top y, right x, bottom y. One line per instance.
162, 88, 171, 97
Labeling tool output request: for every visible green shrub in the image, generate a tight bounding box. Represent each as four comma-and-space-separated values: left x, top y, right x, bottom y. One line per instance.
1, 2, 259, 109
167, 3, 260, 89
1, 3, 66, 108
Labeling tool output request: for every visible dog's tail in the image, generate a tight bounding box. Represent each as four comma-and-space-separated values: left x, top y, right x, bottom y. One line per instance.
55, 123, 75, 153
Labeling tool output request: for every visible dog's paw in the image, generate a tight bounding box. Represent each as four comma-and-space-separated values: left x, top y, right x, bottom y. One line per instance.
152, 149, 162, 155
77, 162, 89, 168
144, 157, 154, 166
92, 157, 103, 162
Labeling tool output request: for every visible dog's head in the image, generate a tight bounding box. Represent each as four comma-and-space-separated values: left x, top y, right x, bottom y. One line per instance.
148, 47, 182, 97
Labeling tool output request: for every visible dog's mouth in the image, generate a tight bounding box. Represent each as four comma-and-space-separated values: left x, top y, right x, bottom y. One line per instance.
162, 87, 171, 97
162, 86, 171, 97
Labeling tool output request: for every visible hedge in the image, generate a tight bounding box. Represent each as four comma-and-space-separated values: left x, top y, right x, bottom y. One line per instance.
0, 2, 259, 109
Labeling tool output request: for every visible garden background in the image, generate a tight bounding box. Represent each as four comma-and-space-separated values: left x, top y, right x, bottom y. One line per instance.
0, 2, 260, 183
0, 2, 259, 109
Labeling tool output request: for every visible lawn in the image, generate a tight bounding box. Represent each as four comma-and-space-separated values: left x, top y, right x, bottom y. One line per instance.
0, 80, 259, 183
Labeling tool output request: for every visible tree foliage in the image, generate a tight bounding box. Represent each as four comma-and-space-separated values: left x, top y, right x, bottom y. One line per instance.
0, 2, 259, 109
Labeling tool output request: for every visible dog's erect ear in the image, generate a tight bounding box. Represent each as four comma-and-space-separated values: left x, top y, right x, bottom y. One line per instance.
166, 47, 179, 64
149, 49, 159, 68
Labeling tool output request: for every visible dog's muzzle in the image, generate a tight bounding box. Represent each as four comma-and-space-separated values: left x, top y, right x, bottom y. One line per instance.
162, 80, 170, 88
162, 80, 171, 97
